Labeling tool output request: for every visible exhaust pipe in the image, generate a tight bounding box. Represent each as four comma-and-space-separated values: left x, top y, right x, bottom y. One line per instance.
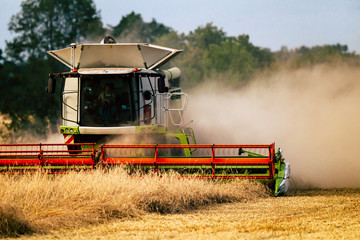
162, 67, 181, 88
163, 67, 181, 80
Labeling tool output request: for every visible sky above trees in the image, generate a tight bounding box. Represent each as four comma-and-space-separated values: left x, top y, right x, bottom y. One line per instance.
0, 0, 360, 53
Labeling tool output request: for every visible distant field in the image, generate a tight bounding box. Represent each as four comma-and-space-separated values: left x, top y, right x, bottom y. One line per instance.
1, 169, 359, 239
17, 188, 360, 240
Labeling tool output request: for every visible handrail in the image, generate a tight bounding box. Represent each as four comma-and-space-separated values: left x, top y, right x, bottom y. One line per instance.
162, 92, 189, 126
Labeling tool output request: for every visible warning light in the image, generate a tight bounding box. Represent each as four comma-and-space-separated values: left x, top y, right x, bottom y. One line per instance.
72, 68, 78, 72
133, 68, 138, 72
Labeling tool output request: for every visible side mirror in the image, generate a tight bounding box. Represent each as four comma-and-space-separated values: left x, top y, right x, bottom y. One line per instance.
158, 77, 168, 93
46, 77, 56, 93
143, 90, 152, 101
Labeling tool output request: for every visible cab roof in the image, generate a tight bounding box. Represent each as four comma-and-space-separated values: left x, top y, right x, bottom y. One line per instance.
47, 43, 182, 70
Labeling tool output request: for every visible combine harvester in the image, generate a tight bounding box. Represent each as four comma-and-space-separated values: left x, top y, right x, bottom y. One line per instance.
0, 37, 290, 196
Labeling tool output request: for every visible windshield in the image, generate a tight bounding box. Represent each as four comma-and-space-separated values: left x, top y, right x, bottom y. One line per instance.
80, 76, 136, 127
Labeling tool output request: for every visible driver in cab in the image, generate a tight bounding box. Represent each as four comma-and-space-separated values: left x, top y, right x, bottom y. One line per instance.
98, 83, 116, 105
97, 83, 117, 125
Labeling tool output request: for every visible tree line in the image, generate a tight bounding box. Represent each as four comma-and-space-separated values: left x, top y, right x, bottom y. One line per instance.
0, 0, 358, 139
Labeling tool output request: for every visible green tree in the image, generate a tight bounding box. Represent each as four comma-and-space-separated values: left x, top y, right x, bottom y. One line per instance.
235, 35, 273, 70
175, 23, 227, 87
289, 44, 357, 68
0, 54, 57, 134
112, 11, 171, 43
155, 31, 186, 49
202, 39, 256, 80
187, 23, 226, 49
6, 0, 104, 62
1, 0, 105, 137
154, 23, 274, 87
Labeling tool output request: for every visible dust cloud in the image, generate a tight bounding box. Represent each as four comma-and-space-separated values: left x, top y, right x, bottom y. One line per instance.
185, 64, 360, 188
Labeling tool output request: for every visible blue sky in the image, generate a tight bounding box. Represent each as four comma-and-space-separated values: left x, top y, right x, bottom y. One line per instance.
1, 0, 360, 53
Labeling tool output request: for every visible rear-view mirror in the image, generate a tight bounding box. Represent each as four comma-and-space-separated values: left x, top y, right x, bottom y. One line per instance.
158, 77, 168, 93
46, 77, 56, 93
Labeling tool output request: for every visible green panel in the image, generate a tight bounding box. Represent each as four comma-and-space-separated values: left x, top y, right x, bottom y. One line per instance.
165, 134, 191, 157
136, 126, 167, 134
159, 166, 210, 169
215, 174, 269, 176
242, 150, 267, 157
59, 126, 80, 135
215, 165, 269, 169
274, 161, 287, 196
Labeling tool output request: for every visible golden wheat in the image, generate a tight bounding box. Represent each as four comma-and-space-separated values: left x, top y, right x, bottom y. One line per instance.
16, 188, 359, 240
0, 168, 267, 237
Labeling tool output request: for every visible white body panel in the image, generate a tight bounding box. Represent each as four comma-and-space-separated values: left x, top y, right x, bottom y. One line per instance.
79, 126, 136, 135
47, 43, 182, 70
62, 77, 79, 126
60, 73, 171, 128
277, 162, 291, 195
50, 42, 186, 132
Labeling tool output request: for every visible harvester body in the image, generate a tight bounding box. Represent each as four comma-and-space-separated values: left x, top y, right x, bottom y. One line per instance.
47, 42, 192, 147
0, 38, 290, 196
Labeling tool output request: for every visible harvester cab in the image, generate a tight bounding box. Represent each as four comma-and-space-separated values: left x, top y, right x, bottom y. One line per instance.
46, 39, 194, 148
0, 37, 290, 196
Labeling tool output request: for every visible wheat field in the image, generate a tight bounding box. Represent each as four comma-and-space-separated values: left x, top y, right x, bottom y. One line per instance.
0, 168, 267, 238
0, 169, 359, 239
44, 188, 360, 240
